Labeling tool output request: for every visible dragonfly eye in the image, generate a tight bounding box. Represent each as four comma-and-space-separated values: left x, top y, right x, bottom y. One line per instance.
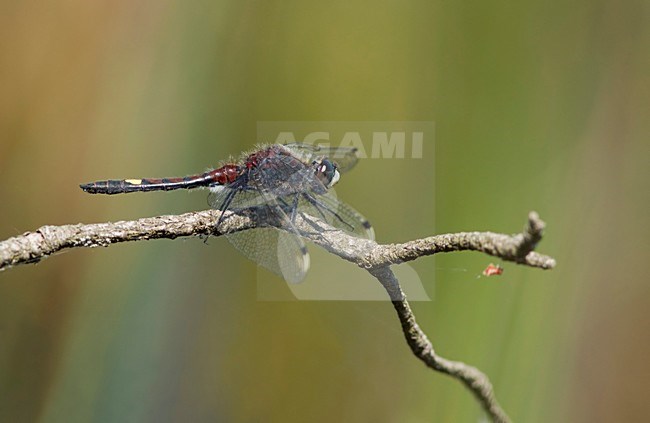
315, 159, 340, 188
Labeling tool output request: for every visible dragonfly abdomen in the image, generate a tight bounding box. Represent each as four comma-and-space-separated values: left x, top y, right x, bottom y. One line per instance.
80, 165, 241, 194
80, 177, 205, 194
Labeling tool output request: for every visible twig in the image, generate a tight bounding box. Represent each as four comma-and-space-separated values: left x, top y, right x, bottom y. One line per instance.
370, 266, 512, 423
0, 210, 555, 422
0, 210, 250, 270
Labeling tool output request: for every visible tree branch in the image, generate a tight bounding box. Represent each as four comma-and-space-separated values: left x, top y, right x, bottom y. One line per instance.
370, 266, 512, 423
0, 210, 555, 422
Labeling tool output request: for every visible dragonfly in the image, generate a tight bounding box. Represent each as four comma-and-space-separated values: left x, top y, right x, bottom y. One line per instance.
80, 143, 374, 283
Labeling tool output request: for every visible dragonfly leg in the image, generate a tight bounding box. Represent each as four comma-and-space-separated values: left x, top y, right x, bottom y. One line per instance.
273, 197, 297, 228
216, 187, 240, 230
289, 193, 300, 223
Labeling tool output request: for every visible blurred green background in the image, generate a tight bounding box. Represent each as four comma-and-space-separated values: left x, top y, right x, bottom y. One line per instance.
1, 1, 648, 422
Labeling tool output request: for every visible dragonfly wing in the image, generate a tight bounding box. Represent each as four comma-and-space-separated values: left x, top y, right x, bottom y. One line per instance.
209, 184, 311, 284
207, 184, 274, 216
251, 155, 373, 240
296, 191, 374, 240
284, 143, 360, 173
225, 226, 309, 284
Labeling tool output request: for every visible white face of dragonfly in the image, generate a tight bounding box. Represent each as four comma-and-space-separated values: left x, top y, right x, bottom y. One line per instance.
314, 159, 340, 188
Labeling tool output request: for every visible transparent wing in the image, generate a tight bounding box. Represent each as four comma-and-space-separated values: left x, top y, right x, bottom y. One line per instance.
295, 191, 374, 240
250, 154, 373, 239
208, 186, 269, 211
207, 185, 310, 284
226, 225, 309, 284
257, 153, 317, 197
284, 143, 360, 173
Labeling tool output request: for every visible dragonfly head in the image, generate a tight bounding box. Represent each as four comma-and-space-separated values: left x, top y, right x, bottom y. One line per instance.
314, 159, 340, 188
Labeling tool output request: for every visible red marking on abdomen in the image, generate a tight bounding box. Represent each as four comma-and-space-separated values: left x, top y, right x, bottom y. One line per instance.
209, 165, 240, 185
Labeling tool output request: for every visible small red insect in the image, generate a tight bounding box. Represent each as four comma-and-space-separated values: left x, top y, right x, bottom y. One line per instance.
482, 263, 504, 277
